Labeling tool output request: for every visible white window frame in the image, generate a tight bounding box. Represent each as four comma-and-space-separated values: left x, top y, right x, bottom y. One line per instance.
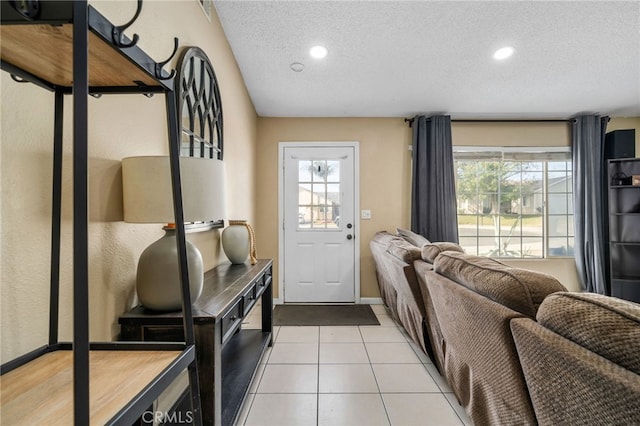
453, 146, 573, 258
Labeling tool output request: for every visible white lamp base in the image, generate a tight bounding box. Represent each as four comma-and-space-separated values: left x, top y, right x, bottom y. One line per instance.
136, 228, 203, 311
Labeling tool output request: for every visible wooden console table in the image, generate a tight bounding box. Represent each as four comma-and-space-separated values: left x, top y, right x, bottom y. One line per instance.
119, 259, 273, 426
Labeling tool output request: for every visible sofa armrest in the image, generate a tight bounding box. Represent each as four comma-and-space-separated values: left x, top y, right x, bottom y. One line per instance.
511, 318, 640, 425
536, 292, 640, 375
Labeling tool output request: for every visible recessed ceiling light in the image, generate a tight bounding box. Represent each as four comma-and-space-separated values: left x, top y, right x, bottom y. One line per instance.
493, 46, 514, 60
290, 62, 304, 72
310, 45, 328, 59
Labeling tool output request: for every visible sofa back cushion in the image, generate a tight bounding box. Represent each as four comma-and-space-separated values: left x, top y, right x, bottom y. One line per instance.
537, 292, 640, 374
433, 251, 567, 318
372, 230, 400, 246
397, 228, 430, 247
421, 242, 465, 263
387, 238, 422, 263
372, 231, 423, 264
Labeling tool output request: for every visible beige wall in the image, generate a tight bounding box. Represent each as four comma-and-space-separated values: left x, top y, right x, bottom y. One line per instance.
1, 1, 257, 362
257, 118, 640, 298
451, 121, 571, 147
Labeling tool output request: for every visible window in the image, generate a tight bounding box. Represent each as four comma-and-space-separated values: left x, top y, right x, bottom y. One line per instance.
454, 147, 573, 258
297, 160, 341, 229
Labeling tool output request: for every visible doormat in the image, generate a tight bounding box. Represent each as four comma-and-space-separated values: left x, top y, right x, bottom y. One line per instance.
273, 304, 380, 326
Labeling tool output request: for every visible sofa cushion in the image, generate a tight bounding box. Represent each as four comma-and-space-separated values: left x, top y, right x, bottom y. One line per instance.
433, 251, 567, 318
397, 228, 430, 247
537, 292, 640, 374
421, 242, 465, 263
386, 238, 422, 263
372, 230, 401, 246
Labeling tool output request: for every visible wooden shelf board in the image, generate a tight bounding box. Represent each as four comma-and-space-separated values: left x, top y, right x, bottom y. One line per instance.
0, 23, 159, 88
1, 349, 182, 425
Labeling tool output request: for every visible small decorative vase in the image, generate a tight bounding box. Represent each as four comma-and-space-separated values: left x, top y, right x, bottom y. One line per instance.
136, 227, 204, 311
222, 220, 257, 265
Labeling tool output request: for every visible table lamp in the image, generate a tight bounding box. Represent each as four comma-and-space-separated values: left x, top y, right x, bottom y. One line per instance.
122, 156, 225, 311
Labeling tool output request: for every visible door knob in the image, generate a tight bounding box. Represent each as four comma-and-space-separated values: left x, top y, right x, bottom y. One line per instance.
347, 234, 353, 240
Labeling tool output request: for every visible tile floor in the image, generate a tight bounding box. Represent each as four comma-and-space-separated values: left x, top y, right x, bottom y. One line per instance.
237, 304, 471, 426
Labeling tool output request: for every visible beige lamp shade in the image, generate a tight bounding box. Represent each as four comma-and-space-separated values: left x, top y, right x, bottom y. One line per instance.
122, 156, 225, 223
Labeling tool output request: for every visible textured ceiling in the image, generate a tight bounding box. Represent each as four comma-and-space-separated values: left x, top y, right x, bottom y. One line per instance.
213, 1, 640, 118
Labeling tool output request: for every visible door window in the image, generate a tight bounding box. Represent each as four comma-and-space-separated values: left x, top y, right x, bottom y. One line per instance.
297, 160, 341, 229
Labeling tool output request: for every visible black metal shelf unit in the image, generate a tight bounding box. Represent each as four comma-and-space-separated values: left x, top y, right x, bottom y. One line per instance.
608, 158, 640, 303
0, 1, 202, 424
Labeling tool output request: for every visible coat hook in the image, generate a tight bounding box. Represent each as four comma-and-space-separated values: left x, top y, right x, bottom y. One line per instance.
112, 0, 143, 48
155, 37, 179, 81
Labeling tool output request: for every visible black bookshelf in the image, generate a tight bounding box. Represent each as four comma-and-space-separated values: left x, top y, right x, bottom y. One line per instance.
608, 158, 640, 303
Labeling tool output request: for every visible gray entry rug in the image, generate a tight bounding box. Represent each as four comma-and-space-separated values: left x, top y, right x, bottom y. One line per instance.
273, 304, 380, 326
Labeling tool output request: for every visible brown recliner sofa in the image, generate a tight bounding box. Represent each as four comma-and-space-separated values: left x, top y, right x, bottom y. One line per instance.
412, 241, 465, 374
369, 230, 465, 369
414, 250, 640, 425
369, 231, 429, 353
416, 251, 568, 425
372, 231, 640, 424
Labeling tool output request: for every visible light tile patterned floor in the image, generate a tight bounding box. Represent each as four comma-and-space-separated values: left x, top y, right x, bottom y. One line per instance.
237, 304, 472, 426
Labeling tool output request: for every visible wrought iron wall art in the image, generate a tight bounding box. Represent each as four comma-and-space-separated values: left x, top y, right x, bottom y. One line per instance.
176, 46, 223, 160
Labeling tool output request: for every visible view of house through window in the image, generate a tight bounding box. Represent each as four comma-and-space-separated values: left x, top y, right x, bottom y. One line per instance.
297, 160, 341, 229
454, 147, 573, 258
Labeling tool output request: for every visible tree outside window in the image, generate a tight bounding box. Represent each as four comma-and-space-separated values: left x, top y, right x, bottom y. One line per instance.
454, 147, 573, 258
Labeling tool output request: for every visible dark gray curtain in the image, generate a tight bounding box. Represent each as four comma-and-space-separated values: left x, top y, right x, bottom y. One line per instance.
572, 115, 609, 294
411, 115, 459, 243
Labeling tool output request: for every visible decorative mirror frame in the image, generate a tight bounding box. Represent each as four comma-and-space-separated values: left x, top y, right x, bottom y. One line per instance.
176, 46, 225, 231
176, 46, 223, 160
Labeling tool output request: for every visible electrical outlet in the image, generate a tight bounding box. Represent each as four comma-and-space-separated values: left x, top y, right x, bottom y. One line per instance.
361, 210, 372, 219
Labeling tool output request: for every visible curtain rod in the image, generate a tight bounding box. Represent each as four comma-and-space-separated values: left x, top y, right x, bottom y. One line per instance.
403, 117, 574, 127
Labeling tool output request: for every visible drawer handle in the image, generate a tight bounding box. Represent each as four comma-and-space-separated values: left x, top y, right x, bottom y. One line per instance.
230, 316, 237, 321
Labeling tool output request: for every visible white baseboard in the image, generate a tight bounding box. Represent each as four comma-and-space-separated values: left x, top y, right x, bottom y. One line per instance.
360, 297, 383, 305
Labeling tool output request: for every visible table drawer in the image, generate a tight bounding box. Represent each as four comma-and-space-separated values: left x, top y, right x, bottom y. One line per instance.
221, 299, 243, 344
142, 326, 184, 342
255, 270, 271, 298
242, 283, 257, 316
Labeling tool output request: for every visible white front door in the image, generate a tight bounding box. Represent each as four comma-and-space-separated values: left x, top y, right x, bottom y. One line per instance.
281, 144, 358, 303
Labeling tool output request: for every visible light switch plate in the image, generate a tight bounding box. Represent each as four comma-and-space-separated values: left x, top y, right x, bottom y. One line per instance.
361, 210, 372, 219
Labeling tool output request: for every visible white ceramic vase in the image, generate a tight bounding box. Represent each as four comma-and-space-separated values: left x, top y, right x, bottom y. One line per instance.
136, 228, 204, 311
222, 220, 250, 264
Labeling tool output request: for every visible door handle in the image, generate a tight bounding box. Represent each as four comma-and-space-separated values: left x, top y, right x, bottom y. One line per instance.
347, 234, 353, 240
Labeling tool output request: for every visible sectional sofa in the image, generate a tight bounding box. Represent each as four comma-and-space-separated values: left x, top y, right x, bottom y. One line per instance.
369, 231, 428, 353
370, 230, 640, 425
